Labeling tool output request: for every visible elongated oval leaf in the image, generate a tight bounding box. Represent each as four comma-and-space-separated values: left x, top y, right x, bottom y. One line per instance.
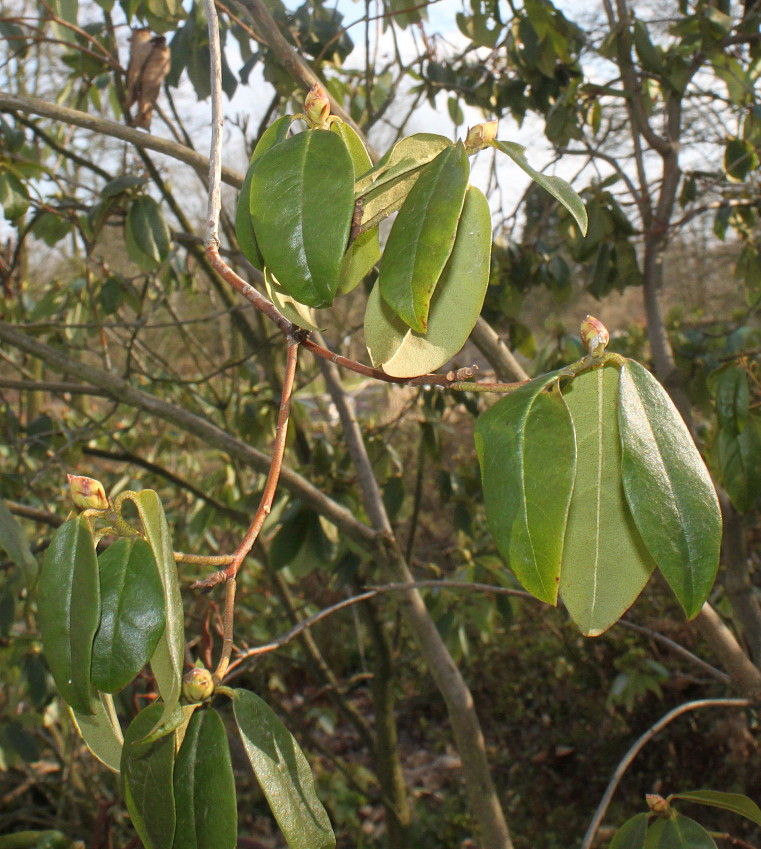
70, 694, 123, 773
365, 185, 491, 377
645, 814, 717, 849
236, 114, 294, 269
378, 142, 470, 333
493, 140, 588, 236
609, 812, 648, 849
0, 498, 38, 588
38, 515, 99, 714
172, 709, 237, 849
618, 360, 721, 619
125, 196, 171, 272
92, 537, 166, 693
251, 130, 354, 307
331, 121, 380, 294
121, 491, 184, 729
669, 790, 761, 827
233, 689, 335, 849
121, 703, 177, 849
559, 366, 656, 636
475, 370, 576, 603
715, 365, 749, 436
717, 417, 761, 512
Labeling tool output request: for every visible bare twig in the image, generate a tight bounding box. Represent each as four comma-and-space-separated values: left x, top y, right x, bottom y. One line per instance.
581, 698, 751, 849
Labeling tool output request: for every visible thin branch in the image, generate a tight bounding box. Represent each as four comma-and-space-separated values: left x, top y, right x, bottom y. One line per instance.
581, 698, 751, 849
203, 0, 225, 248
0, 91, 244, 188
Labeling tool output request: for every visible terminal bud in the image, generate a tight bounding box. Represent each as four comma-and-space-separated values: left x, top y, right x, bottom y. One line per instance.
304, 83, 331, 128
183, 667, 215, 702
580, 314, 610, 357
67, 475, 109, 511
464, 120, 498, 153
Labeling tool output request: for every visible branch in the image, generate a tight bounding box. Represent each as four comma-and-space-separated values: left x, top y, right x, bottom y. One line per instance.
0, 91, 244, 188
692, 603, 761, 699
470, 317, 529, 382
581, 697, 751, 849
0, 321, 377, 549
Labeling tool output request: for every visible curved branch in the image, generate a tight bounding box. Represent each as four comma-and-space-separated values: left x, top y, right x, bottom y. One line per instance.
0, 91, 245, 188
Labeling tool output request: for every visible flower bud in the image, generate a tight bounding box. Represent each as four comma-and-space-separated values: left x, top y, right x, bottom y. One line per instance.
183, 667, 215, 702
646, 794, 670, 814
580, 314, 610, 357
67, 474, 109, 511
464, 120, 498, 153
304, 83, 330, 128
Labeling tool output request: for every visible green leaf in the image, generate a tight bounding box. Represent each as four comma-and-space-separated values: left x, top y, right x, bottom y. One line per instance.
38, 516, 100, 714
669, 790, 761, 827
633, 19, 664, 75
125, 196, 171, 272
91, 538, 166, 694
0, 172, 29, 222
172, 709, 237, 849
121, 703, 177, 849
233, 689, 335, 849
356, 133, 452, 230
618, 360, 721, 619
609, 812, 648, 849
236, 115, 294, 269
559, 366, 656, 636
331, 121, 380, 295
645, 814, 717, 849
717, 417, 761, 512
263, 268, 324, 331
715, 366, 750, 436
250, 129, 354, 308
378, 142, 470, 333
475, 370, 576, 604
493, 140, 588, 236
121, 491, 185, 729
70, 694, 123, 773
365, 185, 492, 377
0, 499, 38, 588
725, 137, 759, 182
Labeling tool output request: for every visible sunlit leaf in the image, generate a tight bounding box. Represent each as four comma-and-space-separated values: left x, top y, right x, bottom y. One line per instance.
559, 366, 655, 636
251, 129, 354, 307
670, 789, 761, 827
233, 689, 335, 849
365, 185, 491, 376
475, 370, 575, 604
378, 142, 470, 332
172, 709, 237, 849
38, 516, 99, 714
263, 268, 324, 332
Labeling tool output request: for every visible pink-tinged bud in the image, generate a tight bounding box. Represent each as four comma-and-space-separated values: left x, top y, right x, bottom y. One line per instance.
182, 667, 215, 702
464, 120, 498, 153
67, 474, 109, 511
304, 83, 330, 128
580, 315, 610, 357
646, 794, 670, 814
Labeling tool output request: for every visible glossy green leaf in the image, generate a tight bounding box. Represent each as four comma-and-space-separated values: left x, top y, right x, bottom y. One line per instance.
618, 360, 721, 619
378, 142, 470, 333
356, 133, 452, 231
670, 789, 761, 827
263, 268, 324, 332
717, 417, 761, 512
125, 196, 171, 272
236, 114, 294, 269
609, 812, 648, 849
172, 709, 237, 849
559, 367, 656, 636
715, 366, 749, 435
331, 121, 380, 294
493, 140, 588, 236
475, 370, 576, 604
233, 689, 335, 849
365, 185, 491, 377
121, 491, 184, 729
644, 814, 717, 849
251, 129, 354, 307
70, 694, 123, 773
0, 499, 37, 588
38, 516, 99, 714
121, 703, 177, 849
92, 538, 166, 693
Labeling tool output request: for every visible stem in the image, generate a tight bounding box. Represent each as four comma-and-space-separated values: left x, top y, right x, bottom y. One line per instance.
203, 0, 224, 249
581, 698, 751, 849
